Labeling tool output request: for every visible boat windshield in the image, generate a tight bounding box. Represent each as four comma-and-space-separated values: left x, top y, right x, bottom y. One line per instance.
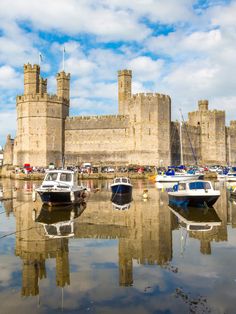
59, 172, 72, 182
45, 172, 58, 181
189, 181, 211, 190
178, 183, 186, 190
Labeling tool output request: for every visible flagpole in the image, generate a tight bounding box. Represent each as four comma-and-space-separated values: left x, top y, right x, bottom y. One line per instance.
62, 47, 65, 72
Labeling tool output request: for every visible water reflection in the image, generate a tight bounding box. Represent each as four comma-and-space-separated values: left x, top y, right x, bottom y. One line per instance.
111, 193, 132, 211
1, 178, 236, 312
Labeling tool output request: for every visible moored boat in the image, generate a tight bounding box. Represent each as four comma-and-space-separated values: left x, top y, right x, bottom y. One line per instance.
35, 169, 87, 206
110, 177, 132, 194
155, 168, 201, 182
168, 180, 220, 208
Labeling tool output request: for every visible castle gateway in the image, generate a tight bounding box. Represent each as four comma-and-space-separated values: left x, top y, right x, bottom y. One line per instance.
4, 64, 236, 167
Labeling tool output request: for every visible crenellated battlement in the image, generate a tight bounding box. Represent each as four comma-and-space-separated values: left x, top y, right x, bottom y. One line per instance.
132, 92, 170, 100
24, 63, 40, 71
66, 114, 128, 123
16, 93, 69, 104
57, 71, 70, 79
230, 121, 236, 128
65, 114, 129, 130
118, 69, 132, 76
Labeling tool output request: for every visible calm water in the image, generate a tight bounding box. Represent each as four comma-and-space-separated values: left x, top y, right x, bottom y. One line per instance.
0, 178, 236, 313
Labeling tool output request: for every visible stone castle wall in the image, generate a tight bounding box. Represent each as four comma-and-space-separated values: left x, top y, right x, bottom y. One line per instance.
7, 64, 236, 167
65, 115, 132, 165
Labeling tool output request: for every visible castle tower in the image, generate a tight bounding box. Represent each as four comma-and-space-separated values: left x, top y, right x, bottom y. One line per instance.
57, 71, 70, 100
3, 134, 14, 165
118, 70, 132, 115
198, 99, 208, 111
14, 64, 70, 167
39, 77, 47, 94
24, 64, 40, 95
188, 100, 226, 165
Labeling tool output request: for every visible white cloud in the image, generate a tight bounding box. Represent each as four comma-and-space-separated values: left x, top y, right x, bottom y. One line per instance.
128, 56, 164, 81
0, 66, 22, 89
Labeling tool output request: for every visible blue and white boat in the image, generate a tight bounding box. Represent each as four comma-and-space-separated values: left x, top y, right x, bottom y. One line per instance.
168, 180, 220, 208
155, 168, 201, 182
110, 177, 132, 194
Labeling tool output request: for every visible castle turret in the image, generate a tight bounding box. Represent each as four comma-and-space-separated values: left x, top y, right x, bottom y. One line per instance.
39, 77, 47, 94
118, 70, 132, 115
24, 64, 40, 95
57, 71, 70, 101
198, 99, 208, 111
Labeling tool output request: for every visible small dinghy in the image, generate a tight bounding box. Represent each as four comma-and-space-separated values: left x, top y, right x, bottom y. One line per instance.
168, 180, 220, 208
110, 177, 132, 194
35, 170, 87, 206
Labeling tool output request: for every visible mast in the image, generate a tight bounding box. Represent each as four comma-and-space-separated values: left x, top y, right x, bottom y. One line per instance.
179, 109, 198, 165
179, 116, 184, 165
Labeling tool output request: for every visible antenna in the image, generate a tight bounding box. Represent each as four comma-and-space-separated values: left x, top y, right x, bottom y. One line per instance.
62, 46, 66, 72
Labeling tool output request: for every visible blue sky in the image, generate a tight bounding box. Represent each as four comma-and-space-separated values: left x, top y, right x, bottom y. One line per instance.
0, 0, 236, 146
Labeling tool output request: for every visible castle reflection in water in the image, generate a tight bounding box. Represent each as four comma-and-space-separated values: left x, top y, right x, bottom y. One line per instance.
0, 178, 234, 297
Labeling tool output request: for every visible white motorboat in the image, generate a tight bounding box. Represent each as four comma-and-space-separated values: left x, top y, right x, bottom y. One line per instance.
226, 172, 236, 182
168, 180, 220, 208
35, 170, 87, 206
155, 169, 201, 182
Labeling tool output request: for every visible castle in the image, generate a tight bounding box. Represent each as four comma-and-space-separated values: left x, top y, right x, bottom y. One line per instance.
3, 63, 236, 167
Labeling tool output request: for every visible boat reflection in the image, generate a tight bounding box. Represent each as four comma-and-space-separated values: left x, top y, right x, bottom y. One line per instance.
111, 192, 132, 211
33, 202, 86, 238
169, 204, 222, 232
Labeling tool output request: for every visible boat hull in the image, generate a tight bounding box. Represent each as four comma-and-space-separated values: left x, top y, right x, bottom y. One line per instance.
168, 194, 220, 208
37, 190, 86, 206
155, 174, 201, 182
111, 184, 132, 194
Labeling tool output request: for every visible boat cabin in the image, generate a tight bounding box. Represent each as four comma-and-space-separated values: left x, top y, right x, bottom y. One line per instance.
113, 177, 131, 184
42, 170, 77, 188
174, 181, 213, 192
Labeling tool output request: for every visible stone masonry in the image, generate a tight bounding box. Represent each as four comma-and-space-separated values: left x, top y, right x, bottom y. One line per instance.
4, 63, 236, 167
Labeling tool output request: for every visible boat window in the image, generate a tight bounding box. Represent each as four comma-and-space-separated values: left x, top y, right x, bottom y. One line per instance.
115, 178, 120, 183
188, 225, 212, 231
45, 173, 58, 181
60, 173, 72, 182
45, 225, 57, 235
178, 183, 186, 190
189, 182, 211, 190
122, 178, 127, 183
59, 224, 72, 236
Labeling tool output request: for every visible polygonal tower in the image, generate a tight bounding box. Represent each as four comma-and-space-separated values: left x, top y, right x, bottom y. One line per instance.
13, 64, 70, 167
118, 70, 132, 115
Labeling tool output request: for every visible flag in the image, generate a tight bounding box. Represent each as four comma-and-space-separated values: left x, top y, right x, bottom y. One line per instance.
39, 52, 43, 64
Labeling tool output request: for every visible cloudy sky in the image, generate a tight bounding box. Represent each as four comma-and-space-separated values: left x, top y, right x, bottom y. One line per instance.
0, 0, 235, 145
